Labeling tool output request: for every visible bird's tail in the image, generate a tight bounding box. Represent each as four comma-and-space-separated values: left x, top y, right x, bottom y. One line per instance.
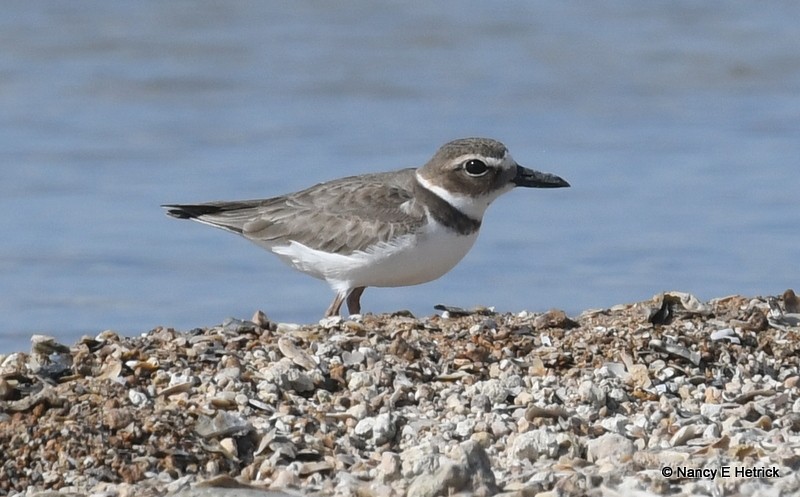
163, 203, 228, 220
161, 201, 263, 234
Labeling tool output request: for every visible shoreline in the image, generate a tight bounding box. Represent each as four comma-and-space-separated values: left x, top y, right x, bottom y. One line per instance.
1, 291, 799, 497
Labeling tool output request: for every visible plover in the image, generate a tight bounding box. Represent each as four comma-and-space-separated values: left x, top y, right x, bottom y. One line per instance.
163, 137, 569, 317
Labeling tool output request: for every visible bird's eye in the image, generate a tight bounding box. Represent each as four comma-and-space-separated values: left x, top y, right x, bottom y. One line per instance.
464, 159, 489, 176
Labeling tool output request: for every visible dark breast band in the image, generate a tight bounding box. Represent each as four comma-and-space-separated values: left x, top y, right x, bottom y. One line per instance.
413, 180, 482, 236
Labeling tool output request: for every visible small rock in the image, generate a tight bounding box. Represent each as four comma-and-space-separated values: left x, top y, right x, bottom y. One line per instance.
219, 438, 238, 458
251, 309, 270, 328
372, 412, 396, 445
511, 429, 561, 461
342, 350, 365, 366
195, 411, 252, 439
0, 378, 14, 401
102, 408, 134, 430
377, 452, 402, 483
319, 316, 342, 328
532, 309, 577, 329
586, 432, 634, 463
710, 328, 740, 343
784, 289, 799, 313
578, 380, 607, 406
128, 389, 148, 407
700, 403, 724, 419
467, 379, 508, 404
407, 441, 498, 497
348, 371, 374, 390
455, 419, 475, 438
670, 425, 700, 446
30, 334, 71, 355
277, 337, 316, 371
401, 442, 441, 478
354, 417, 375, 438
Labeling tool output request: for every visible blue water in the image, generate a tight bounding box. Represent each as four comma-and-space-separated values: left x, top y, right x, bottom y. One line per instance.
2, 1, 799, 353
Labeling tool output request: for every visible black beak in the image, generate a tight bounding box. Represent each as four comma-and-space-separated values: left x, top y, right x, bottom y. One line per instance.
512, 165, 570, 188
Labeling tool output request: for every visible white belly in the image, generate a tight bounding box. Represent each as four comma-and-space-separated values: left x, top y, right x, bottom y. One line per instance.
270, 221, 479, 291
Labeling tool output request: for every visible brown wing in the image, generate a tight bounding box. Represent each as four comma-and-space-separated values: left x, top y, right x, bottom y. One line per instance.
163, 168, 425, 254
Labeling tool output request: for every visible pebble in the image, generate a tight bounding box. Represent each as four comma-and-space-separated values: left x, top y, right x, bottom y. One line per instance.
407, 441, 498, 497
377, 452, 402, 483
586, 432, 635, 463
372, 412, 396, 445
511, 429, 562, 461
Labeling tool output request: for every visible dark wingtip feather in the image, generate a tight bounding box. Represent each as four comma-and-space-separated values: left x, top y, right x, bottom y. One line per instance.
161, 204, 225, 220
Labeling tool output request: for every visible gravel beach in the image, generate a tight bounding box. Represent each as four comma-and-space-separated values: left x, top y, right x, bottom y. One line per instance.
2, 291, 799, 497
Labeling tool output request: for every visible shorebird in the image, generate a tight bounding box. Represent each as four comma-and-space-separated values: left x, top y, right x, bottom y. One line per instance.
163, 137, 569, 317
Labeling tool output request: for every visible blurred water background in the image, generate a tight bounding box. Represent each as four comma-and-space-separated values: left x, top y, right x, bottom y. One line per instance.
1, 1, 798, 353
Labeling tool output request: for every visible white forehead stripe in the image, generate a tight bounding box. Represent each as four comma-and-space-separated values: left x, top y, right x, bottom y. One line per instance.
500, 153, 515, 170
452, 151, 504, 163
450, 152, 514, 171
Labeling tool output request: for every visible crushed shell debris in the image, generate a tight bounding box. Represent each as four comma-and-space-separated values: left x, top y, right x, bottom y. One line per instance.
2, 290, 800, 497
